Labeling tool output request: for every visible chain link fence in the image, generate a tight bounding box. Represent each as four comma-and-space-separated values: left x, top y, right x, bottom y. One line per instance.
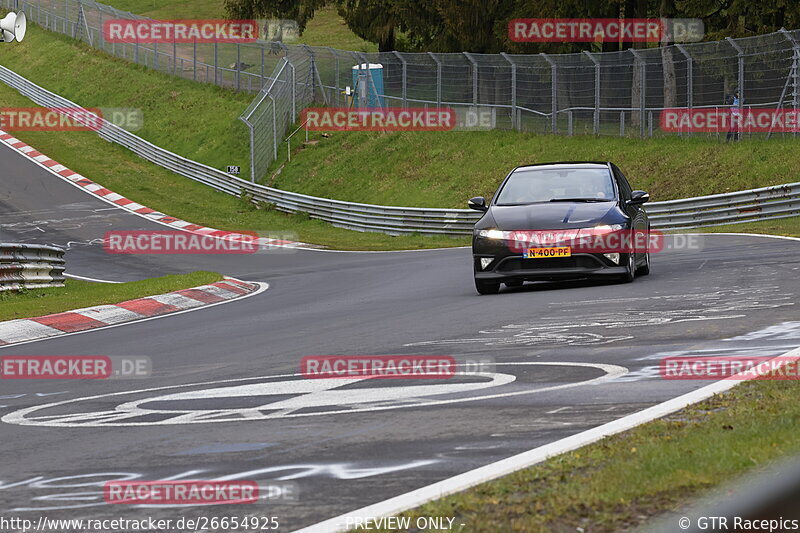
4, 0, 800, 183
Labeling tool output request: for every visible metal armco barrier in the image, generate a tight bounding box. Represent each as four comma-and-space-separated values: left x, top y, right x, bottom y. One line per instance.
0, 243, 66, 291
1, 66, 799, 235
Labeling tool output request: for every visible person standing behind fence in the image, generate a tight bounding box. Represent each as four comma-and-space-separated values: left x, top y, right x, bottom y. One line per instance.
726, 88, 741, 142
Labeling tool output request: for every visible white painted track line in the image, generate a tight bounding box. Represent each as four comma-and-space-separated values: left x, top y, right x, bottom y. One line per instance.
294, 345, 800, 533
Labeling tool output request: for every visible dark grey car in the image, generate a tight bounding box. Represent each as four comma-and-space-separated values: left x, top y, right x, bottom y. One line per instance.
468, 162, 651, 295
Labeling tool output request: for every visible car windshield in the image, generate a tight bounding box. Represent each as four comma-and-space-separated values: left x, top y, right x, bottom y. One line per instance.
495, 167, 616, 205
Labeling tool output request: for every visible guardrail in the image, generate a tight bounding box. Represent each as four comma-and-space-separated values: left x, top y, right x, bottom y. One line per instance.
0, 243, 66, 291
1, 66, 799, 235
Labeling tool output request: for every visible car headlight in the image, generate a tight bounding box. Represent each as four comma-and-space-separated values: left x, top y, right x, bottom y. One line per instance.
591, 224, 625, 234
477, 229, 507, 240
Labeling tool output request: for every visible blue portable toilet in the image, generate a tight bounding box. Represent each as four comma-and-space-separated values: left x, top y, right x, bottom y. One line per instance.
351, 63, 385, 107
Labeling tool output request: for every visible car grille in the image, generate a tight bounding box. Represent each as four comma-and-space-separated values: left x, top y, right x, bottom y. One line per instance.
497, 256, 602, 271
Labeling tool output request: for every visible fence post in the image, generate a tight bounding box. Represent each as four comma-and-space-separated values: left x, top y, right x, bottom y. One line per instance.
464, 52, 478, 106
79, 3, 92, 45
154, 42, 159, 70
629, 48, 646, 139
246, 120, 255, 182
428, 52, 442, 108
540, 53, 557, 134
500, 52, 518, 130
302, 44, 316, 102
236, 43, 241, 91
98, 6, 103, 50
259, 45, 265, 89
173, 39, 178, 75
327, 47, 340, 107
393, 51, 407, 108
214, 42, 219, 85
780, 29, 799, 137
726, 37, 744, 118
675, 43, 693, 137
357, 52, 376, 106
193, 39, 197, 81
620, 110, 625, 136
289, 60, 296, 120
351, 52, 363, 106
268, 94, 278, 162
583, 50, 600, 134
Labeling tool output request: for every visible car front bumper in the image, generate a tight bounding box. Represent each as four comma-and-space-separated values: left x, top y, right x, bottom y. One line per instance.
473, 253, 628, 282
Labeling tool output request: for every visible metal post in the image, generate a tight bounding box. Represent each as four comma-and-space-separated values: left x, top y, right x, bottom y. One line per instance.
583, 50, 600, 135
501, 53, 518, 130
567, 110, 573, 136
269, 94, 278, 162
302, 44, 317, 103
247, 121, 255, 182
352, 52, 363, 107
327, 47, 340, 107
358, 52, 375, 106
393, 51, 407, 108
98, 7, 104, 50
260, 46, 265, 88
540, 53, 557, 134
464, 52, 479, 106
193, 39, 197, 81
154, 42, 159, 70
727, 37, 744, 118
236, 43, 241, 91
428, 52, 442, 108
289, 61, 296, 120
780, 29, 799, 136
173, 39, 177, 75
620, 110, 625, 136
214, 42, 219, 86
79, 4, 92, 45
629, 48, 646, 139
675, 43, 693, 136
134, 36, 139, 64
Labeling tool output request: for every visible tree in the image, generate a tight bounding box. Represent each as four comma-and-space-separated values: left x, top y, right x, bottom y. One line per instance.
660, 0, 677, 109
338, 0, 398, 52
224, 0, 328, 33
226, 0, 800, 54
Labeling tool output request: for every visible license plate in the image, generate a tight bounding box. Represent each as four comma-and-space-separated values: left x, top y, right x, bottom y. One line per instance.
526, 247, 571, 259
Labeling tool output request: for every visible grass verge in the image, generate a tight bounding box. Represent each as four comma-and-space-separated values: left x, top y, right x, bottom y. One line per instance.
0, 271, 223, 321
95, 1, 377, 51
0, 82, 465, 251
267, 129, 800, 209
383, 379, 800, 532
0, 23, 253, 177
5, 20, 800, 211
2, 19, 797, 248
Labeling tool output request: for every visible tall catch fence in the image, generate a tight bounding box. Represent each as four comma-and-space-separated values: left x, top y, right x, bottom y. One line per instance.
4, 0, 800, 183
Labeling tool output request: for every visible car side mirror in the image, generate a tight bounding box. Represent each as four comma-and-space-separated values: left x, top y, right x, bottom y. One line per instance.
468, 196, 488, 212
627, 190, 650, 206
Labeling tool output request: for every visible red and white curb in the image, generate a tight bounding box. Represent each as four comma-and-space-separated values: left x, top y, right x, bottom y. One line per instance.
0, 129, 315, 250
0, 277, 264, 347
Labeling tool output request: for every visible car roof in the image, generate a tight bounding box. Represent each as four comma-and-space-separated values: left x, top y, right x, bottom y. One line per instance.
512, 162, 611, 172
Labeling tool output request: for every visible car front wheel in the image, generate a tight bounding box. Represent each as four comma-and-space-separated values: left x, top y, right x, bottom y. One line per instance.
618, 253, 636, 283
475, 278, 501, 295
636, 249, 651, 276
